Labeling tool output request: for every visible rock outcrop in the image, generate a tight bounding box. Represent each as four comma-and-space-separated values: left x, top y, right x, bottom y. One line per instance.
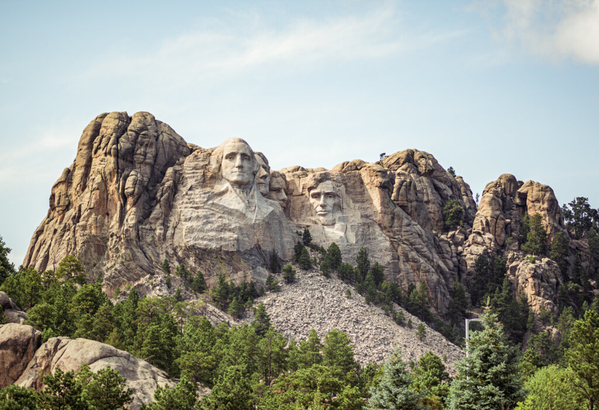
0, 324, 41, 388
23, 112, 477, 314
21, 112, 572, 320
0, 323, 175, 409
0, 291, 27, 324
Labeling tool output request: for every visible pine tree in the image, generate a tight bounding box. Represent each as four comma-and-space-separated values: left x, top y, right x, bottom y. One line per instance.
371, 262, 385, 287
298, 329, 323, 368
522, 213, 548, 256
447, 307, 525, 410
146, 377, 198, 410
322, 329, 358, 377
161, 259, 171, 275
282, 264, 296, 284
202, 366, 255, 410
567, 309, 599, 410
416, 323, 426, 341
212, 274, 229, 310
269, 250, 281, 273
366, 349, 424, 409
252, 302, 271, 336
265, 274, 280, 292
298, 247, 312, 270
356, 247, 370, 282
228, 296, 244, 319
190, 271, 206, 294
327, 242, 342, 271
302, 228, 313, 246
550, 231, 570, 278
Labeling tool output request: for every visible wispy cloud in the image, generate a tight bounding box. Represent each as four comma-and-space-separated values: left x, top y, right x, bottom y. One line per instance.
0, 127, 78, 188
81, 7, 466, 90
474, 0, 599, 64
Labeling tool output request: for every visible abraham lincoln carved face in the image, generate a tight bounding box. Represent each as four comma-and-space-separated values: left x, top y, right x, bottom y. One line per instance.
308, 180, 339, 226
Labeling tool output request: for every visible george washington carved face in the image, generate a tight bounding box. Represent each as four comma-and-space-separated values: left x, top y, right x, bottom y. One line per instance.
220, 139, 255, 187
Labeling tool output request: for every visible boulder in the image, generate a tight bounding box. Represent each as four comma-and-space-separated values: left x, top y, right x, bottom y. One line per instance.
16, 336, 174, 410
0, 324, 41, 388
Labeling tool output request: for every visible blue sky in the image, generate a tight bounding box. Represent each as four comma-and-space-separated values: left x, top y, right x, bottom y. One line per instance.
1, 0, 598, 266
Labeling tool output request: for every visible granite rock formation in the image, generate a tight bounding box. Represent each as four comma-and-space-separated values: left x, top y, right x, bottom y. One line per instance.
23, 112, 571, 318
0, 323, 176, 409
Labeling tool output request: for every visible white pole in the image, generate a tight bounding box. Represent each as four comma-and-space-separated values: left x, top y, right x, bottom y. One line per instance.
465, 318, 483, 357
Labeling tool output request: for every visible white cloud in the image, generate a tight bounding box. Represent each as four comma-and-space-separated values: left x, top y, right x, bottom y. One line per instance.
0, 127, 78, 188
478, 0, 599, 64
81, 7, 466, 90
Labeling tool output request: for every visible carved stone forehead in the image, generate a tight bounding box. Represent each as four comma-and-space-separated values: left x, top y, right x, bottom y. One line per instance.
311, 180, 336, 193
222, 140, 253, 156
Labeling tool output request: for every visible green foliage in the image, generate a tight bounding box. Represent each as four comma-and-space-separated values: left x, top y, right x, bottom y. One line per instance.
298, 247, 312, 270
516, 365, 585, 410
407, 281, 431, 322
356, 247, 370, 282
448, 308, 525, 410
327, 242, 342, 271
443, 200, 463, 231
0, 235, 15, 288
522, 213, 548, 256
55, 255, 87, 285
282, 264, 296, 284
175, 263, 190, 281
265, 273, 280, 292
489, 280, 529, 344
36, 365, 133, 410
567, 309, 599, 409
269, 250, 281, 273
302, 228, 313, 246
562, 197, 598, 239
366, 350, 424, 409
323, 329, 359, 379
550, 231, 570, 277
190, 271, 206, 294
202, 366, 254, 410
338, 263, 355, 283
161, 259, 171, 275
448, 281, 468, 323
0, 384, 36, 410
320, 257, 332, 277
471, 253, 507, 306
412, 352, 450, 409
212, 274, 229, 310
447, 166, 456, 177
144, 377, 198, 410
252, 302, 271, 336
416, 323, 426, 341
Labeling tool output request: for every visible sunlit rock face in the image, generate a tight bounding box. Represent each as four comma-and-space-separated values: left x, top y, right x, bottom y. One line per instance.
26, 111, 567, 315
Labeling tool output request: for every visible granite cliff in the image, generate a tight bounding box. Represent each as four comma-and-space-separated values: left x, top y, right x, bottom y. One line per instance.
23, 112, 570, 318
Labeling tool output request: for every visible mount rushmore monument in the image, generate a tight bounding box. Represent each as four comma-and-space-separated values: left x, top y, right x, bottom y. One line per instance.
24, 111, 566, 316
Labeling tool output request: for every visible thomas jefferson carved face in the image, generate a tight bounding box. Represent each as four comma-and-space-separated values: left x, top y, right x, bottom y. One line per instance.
309, 181, 338, 225
268, 172, 288, 208
255, 154, 270, 196
221, 141, 254, 187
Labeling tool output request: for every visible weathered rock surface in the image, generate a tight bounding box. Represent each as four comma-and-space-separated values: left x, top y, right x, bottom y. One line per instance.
471, 174, 566, 248
251, 269, 464, 372
15, 335, 174, 410
21, 111, 573, 324
0, 324, 41, 388
0, 291, 27, 324
507, 255, 563, 316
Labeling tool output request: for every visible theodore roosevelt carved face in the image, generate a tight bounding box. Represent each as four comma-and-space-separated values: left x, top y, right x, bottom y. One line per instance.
309, 180, 339, 226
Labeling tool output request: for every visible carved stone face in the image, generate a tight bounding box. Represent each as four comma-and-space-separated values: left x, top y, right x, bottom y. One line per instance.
309, 181, 338, 225
221, 141, 254, 187
268, 174, 288, 208
255, 155, 270, 196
